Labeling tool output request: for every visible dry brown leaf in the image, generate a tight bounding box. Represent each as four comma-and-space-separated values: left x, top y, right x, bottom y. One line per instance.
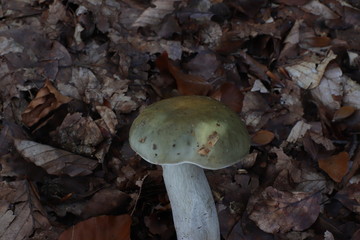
333, 106, 356, 122
251, 130, 275, 146
0, 180, 50, 240
81, 188, 131, 219
285, 50, 337, 89
318, 152, 350, 182
211, 82, 244, 113
156, 52, 212, 96
248, 187, 321, 233
14, 139, 98, 177
58, 214, 131, 240
22, 79, 72, 127
132, 0, 177, 28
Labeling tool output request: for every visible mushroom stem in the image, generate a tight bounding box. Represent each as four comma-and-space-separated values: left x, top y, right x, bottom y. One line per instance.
162, 164, 220, 240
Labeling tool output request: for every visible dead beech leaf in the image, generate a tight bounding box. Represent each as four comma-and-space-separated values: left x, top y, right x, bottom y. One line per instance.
285, 50, 337, 89
211, 82, 244, 113
300, 0, 339, 20
58, 214, 131, 240
156, 52, 212, 96
251, 130, 275, 146
132, 0, 177, 28
333, 106, 356, 122
318, 152, 350, 183
14, 139, 98, 177
286, 120, 312, 143
0, 180, 50, 240
22, 79, 72, 127
249, 187, 321, 233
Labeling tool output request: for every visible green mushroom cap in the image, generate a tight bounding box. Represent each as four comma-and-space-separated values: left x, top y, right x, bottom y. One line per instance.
129, 95, 250, 170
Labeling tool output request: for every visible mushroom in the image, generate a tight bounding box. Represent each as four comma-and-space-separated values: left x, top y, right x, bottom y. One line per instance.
129, 95, 250, 240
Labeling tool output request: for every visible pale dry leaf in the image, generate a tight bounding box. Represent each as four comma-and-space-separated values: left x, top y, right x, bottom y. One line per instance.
0, 180, 50, 240
286, 120, 312, 143
14, 139, 98, 177
251, 79, 269, 93
132, 0, 177, 28
0, 36, 24, 55
285, 50, 337, 89
343, 77, 360, 109
309, 131, 336, 151
310, 64, 344, 111
96, 106, 118, 135
301, 0, 339, 19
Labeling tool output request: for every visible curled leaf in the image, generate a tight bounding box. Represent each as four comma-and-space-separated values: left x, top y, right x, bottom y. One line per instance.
22, 79, 72, 127
156, 52, 212, 96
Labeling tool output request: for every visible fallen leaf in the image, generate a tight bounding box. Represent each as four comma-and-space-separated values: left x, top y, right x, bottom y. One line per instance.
156, 52, 212, 95
58, 214, 131, 240
50, 113, 104, 156
285, 50, 337, 89
251, 130, 275, 146
286, 120, 312, 143
248, 187, 321, 233
0, 180, 50, 240
310, 63, 344, 111
334, 183, 360, 213
300, 0, 339, 20
14, 139, 98, 177
21, 79, 72, 127
211, 82, 244, 112
81, 188, 131, 219
333, 106, 356, 122
318, 152, 350, 182
132, 0, 177, 28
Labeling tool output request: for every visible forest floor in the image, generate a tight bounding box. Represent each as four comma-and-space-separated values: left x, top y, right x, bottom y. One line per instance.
1, 0, 360, 239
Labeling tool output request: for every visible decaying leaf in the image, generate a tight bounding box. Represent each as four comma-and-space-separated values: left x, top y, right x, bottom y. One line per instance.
211, 82, 244, 113
50, 112, 104, 156
251, 130, 275, 146
14, 139, 98, 177
249, 187, 321, 233
318, 152, 350, 183
285, 51, 337, 89
58, 214, 131, 240
156, 52, 212, 95
22, 79, 72, 127
0, 180, 50, 240
334, 183, 360, 213
132, 0, 177, 28
333, 106, 356, 122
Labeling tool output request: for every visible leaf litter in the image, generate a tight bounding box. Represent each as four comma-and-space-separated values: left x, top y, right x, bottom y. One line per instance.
1, 0, 360, 239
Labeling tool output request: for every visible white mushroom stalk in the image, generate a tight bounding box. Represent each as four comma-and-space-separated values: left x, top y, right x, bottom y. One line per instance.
162, 164, 219, 240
